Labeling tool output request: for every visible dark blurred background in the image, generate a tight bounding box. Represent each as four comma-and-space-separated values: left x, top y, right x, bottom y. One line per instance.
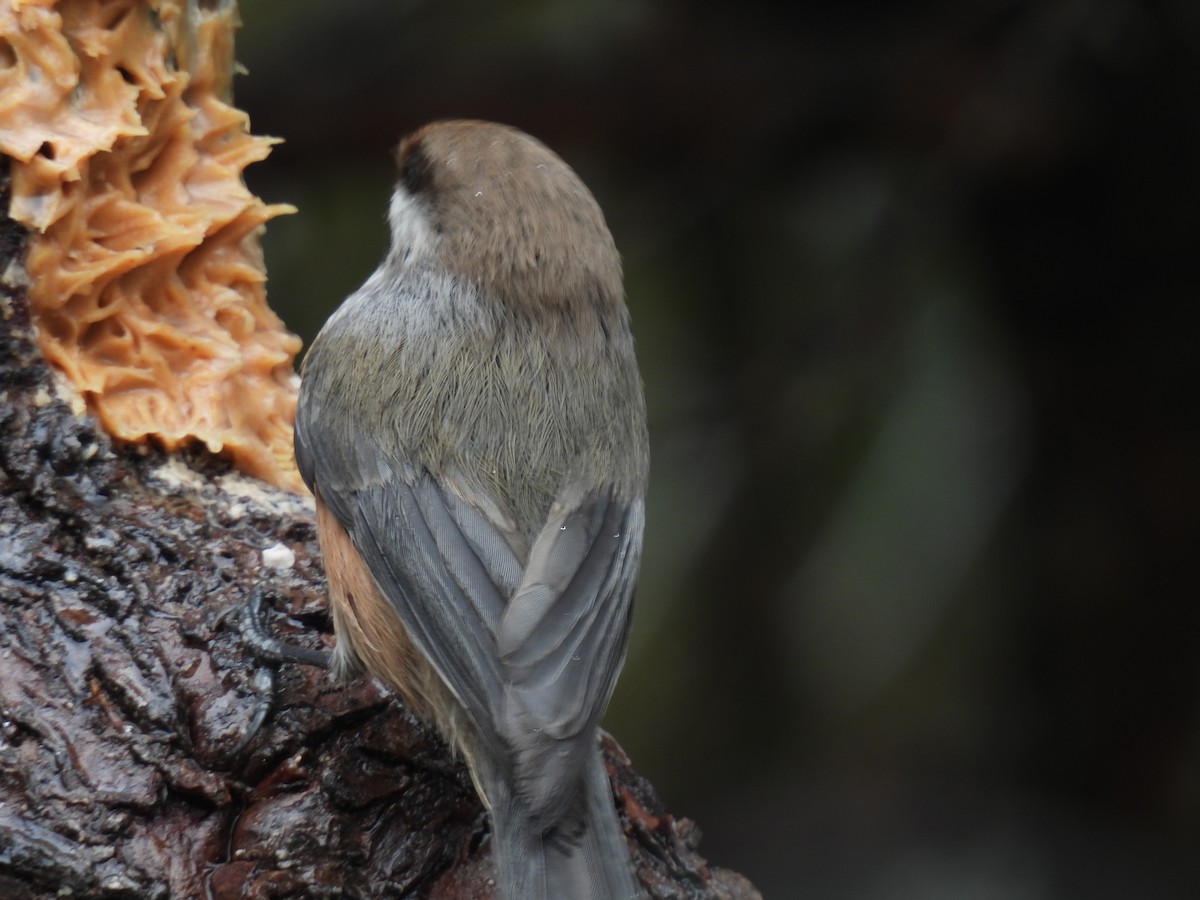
233, 1, 1200, 896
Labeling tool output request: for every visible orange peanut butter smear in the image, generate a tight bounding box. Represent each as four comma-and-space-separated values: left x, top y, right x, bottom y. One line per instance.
0, 0, 305, 493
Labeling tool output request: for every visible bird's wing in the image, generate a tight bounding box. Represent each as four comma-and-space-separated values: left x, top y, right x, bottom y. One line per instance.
297, 404, 641, 793
495, 485, 643, 827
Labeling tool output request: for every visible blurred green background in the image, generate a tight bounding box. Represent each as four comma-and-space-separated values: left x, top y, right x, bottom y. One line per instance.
234, 1, 1200, 896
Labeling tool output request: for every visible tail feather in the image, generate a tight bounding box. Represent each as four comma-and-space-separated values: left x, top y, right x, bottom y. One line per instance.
484, 743, 640, 899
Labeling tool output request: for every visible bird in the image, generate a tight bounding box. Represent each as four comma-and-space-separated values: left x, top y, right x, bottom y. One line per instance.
293, 119, 648, 899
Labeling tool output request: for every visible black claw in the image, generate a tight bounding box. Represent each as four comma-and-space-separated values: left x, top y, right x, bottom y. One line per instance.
225, 588, 332, 757
231, 667, 277, 757
240, 587, 331, 669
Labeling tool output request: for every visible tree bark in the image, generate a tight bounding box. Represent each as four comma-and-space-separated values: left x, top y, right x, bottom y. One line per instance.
0, 160, 759, 898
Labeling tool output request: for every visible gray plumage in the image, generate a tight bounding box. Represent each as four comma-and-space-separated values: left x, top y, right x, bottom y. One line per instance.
294, 121, 648, 899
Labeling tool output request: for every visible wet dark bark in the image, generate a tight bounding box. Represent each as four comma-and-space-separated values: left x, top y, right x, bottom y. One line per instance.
0, 162, 760, 899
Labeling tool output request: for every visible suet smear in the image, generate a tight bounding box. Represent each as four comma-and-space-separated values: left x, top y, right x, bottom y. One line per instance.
0, 0, 302, 491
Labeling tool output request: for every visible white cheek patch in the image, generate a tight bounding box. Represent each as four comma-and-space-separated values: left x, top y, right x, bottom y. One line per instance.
388, 186, 437, 266
326, 186, 489, 339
